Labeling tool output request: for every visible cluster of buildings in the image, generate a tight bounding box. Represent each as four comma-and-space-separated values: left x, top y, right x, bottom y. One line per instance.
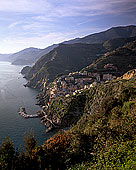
46, 64, 119, 102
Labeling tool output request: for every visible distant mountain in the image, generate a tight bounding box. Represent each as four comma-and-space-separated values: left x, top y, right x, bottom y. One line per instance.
23, 35, 136, 88
0, 54, 12, 61
84, 39, 136, 74
10, 47, 41, 65
0, 25, 132, 66
9, 25, 136, 65
24, 43, 107, 88
11, 44, 58, 65
64, 25, 136, 44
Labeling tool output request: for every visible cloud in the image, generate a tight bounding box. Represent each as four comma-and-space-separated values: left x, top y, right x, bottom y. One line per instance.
0, 0, 135, 17
0, 0, 135, 53
0, 0, 50, 13
61, 0, 136, 17
33, 16, 53, 22
22, 22, 51, 31
8, 21, 22, 28
0, 0, 135, 26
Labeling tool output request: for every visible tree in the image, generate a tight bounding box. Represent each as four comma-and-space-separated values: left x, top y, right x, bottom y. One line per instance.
0, 137, 15, 170
23, 130, 37, 157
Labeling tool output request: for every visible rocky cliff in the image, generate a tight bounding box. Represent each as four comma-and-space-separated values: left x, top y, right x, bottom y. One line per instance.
21, 66, 31, 75
119, 69, 136, 80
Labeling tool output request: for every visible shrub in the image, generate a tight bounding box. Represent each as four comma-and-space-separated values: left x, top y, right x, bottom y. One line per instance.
122, 101, 135, 113
23, 130, 37, 157
0, 137, 15, 170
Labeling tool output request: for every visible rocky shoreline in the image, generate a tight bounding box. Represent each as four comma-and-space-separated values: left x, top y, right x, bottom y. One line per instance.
35, 93, 61, 133
35, 88, 86, 134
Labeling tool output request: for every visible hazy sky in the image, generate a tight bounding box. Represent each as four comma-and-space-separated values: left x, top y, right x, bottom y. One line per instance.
0, 0, 136, 53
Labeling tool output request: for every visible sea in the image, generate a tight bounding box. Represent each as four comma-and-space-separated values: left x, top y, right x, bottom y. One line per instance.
0, 61, 52, 148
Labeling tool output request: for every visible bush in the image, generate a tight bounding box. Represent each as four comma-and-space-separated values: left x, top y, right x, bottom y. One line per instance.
122, 101, 135, 113
23, 130, 37, 157
0, 137, 15, 170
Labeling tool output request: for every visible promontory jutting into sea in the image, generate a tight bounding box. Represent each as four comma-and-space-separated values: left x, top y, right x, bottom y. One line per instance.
1, 25, 136, 146
0, 24, 136, 169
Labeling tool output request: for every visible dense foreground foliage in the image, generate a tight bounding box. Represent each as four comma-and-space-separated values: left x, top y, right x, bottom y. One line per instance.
1, 74, 136, 169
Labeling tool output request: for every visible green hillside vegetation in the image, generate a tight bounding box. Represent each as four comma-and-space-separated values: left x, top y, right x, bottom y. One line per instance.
24, 36, 136, 89
2, 26, 136, 169
25, 43, 107, 88
41, 92, 87, 130
103, 36, 136, 51
1, 70, 136, 169
84, 40, 136, 73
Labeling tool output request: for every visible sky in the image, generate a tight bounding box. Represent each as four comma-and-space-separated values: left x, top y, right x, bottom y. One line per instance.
0, 0, 136, 53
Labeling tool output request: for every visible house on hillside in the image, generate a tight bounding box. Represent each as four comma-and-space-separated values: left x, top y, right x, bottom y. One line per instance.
88, 72, 100, 81
104, 64, 118, 71
103, 73, 113, 81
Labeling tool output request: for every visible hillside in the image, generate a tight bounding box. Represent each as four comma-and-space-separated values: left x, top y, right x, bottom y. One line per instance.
37, 67, 136, 132
11, 44, 58, 65
23, 36, 136, 89
24, 43, 107, 88
1, 69, 136, 169
21, 66, 31, 74
64, 25, 136, 44
103, 36, 136, 51
11, 47, 41, 65
83, 40, 136, 75
36, 70, 136, 169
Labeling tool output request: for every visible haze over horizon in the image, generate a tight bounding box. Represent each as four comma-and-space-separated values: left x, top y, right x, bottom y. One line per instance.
0, 0, 136, 54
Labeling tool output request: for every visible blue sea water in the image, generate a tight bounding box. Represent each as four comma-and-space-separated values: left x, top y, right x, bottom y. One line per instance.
0, 61, 51, 148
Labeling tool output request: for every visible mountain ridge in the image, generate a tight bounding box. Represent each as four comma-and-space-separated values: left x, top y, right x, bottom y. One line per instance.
11, 44, 58, 65
1, 25, 136, 65
24, 43, 107, 88
24, 36, 136, 88
63, 25, 136, 44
